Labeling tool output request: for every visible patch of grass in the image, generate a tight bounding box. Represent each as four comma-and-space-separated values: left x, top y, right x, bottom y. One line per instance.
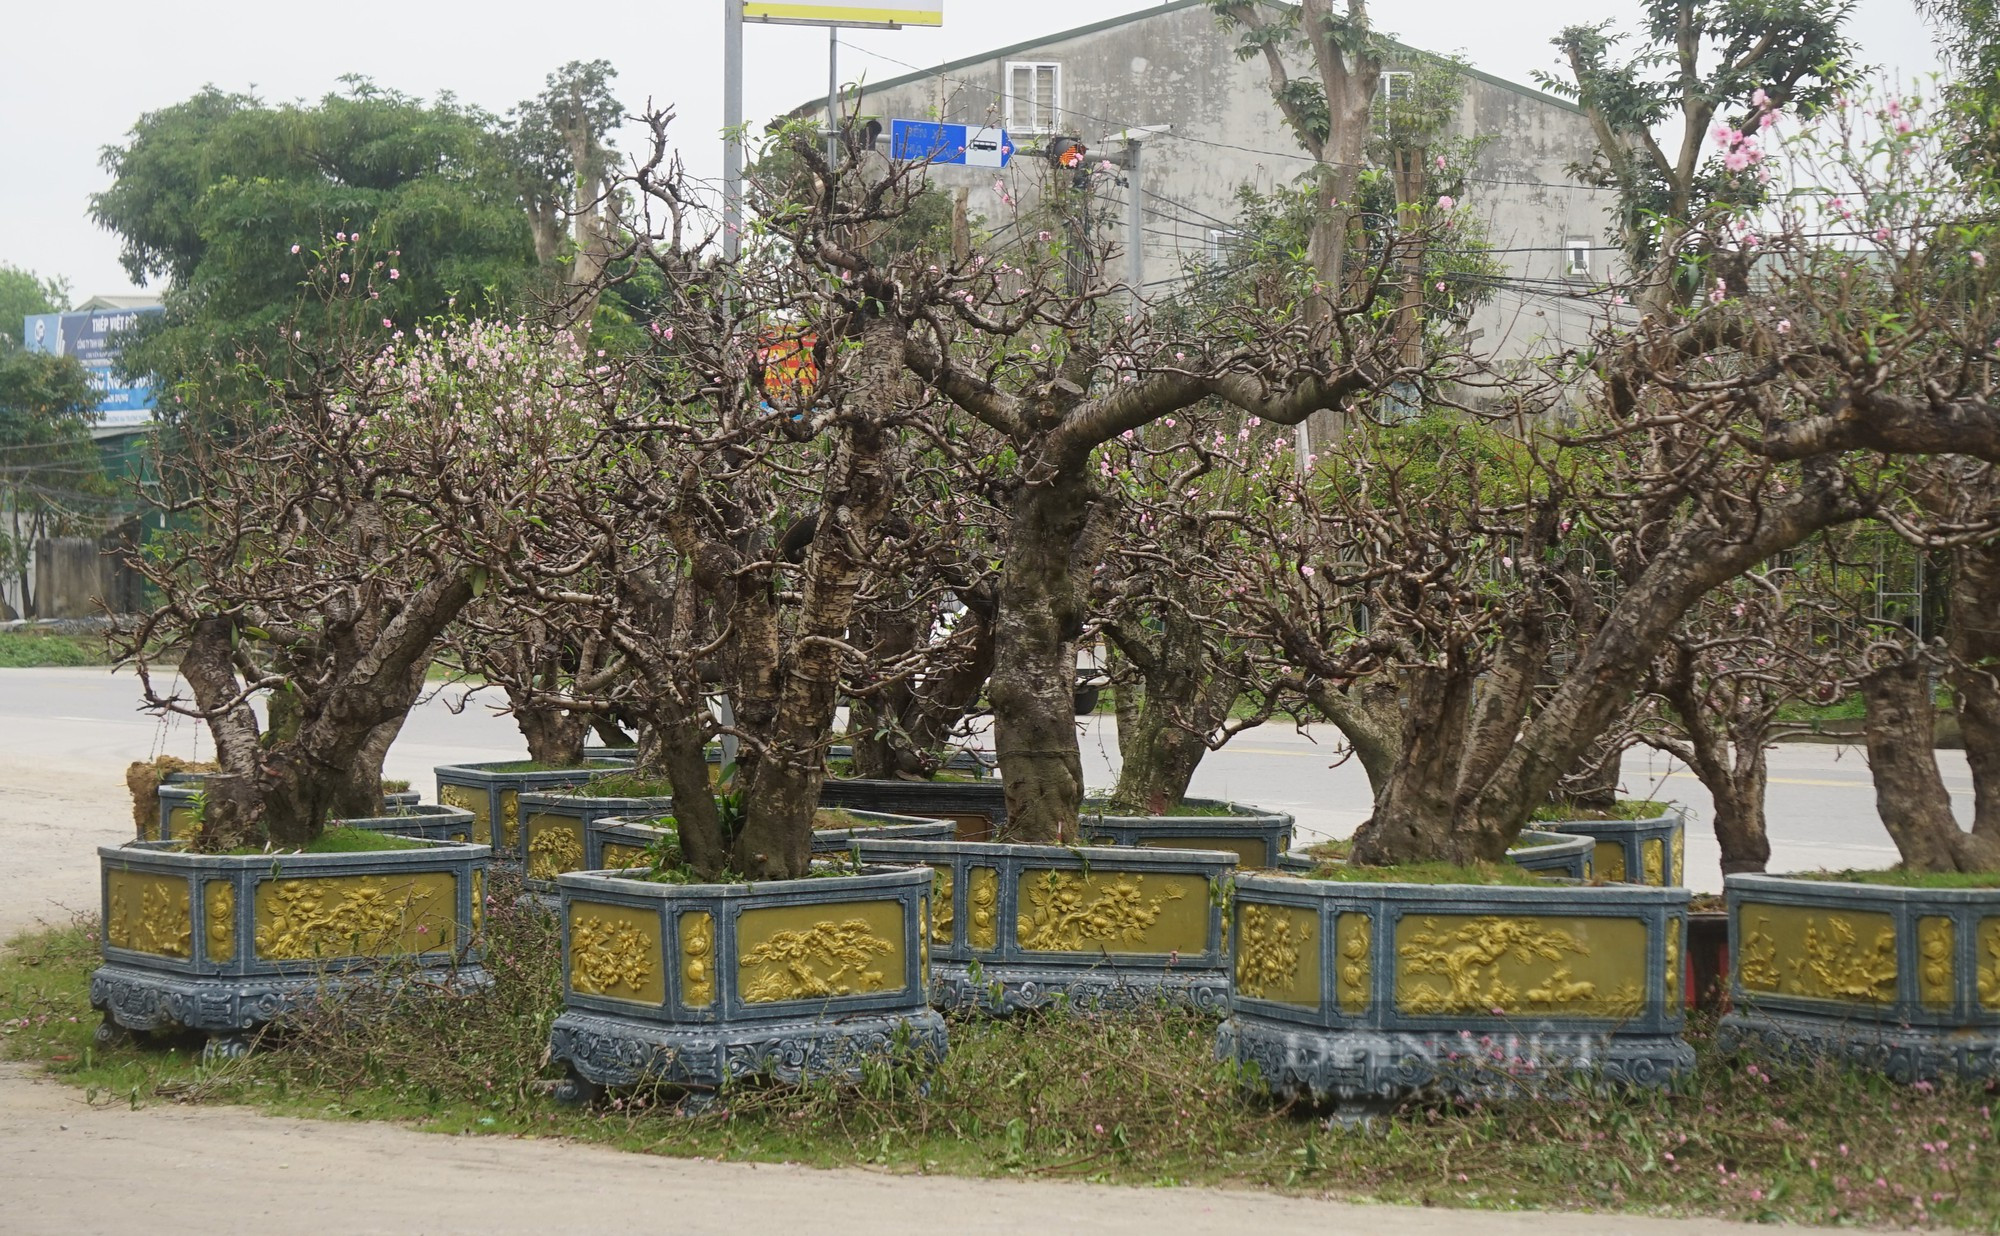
1784, 867, 2000, 889
7, 894, 1999, 1230
381, 780, 411, 794
220, 827, 429, 856
1776, 692, 1869, 723
568, 773, 677, 800
1531, 799, 1670, 823
0, 630, 109, 668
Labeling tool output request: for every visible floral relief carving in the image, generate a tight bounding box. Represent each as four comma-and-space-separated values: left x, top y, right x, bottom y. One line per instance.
1976, 919, 2000, 1010
1398, 916, 1641, 1017
930, 868, 954, 946
107, 876, 191, 958
1737, 911, 1897, 1003
528, 823, 585, 881
967, 867, 999, 950
680, 912, 715, 1007
205, 881, 235, 962
1918, 917, 1955, 1008
570, 912, 656, 999
1236, 904, 1309, 1000
1016, 872, 1184, 952
256, 878, 434, 960
1642, 839, 1665, 887
739, 918, 896, 1003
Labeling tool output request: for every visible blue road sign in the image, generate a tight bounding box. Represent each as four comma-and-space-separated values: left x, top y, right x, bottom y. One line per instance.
889, 119, 1011, 168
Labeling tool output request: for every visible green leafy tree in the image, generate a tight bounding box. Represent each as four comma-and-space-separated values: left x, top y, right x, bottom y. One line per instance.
0, 348, 107, 616
90, 80, 539, 425
0, 264, 70, 352
1918, 0, 2000, 167
1536, 0, 1856, 314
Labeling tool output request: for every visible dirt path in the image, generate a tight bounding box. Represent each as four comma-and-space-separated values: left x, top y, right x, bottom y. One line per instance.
0, 670, 1859, 1235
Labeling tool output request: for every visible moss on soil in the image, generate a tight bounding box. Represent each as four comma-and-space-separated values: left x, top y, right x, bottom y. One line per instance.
216, 827, 429, 856
1531, 799, 1670, 823
1784, 867, 2000, 889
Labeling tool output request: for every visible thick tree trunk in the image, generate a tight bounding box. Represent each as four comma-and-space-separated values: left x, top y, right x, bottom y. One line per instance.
1349, 662, 1479, 865
989, 473, 1095, 843
1711, 766, 1771, 876
1107, 698, 1208, 815
512, 696, 592, 767
646, 714, 729, 875
1104, 608, 1239, 815
1307, 679, 1402, 796
1858, 659, 1990, 872
1949, 539, 2000, 843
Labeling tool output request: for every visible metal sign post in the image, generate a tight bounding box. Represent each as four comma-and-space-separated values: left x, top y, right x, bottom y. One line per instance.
723, 0, 745, 262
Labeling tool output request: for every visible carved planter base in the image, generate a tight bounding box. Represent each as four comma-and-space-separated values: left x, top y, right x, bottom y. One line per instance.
853, 837, 1238, 1016
1716, 874, 2000, 1083
547, 864, 945, 1094
91, 838, 491, 1054
1219, 876, 1693, 1114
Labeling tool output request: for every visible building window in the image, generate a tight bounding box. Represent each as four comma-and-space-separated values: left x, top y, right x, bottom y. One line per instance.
1564, 237, 1592, 278
1205, 228, 1241, 265
1005, 61, 1061, 134
1378, 70, 1415, 103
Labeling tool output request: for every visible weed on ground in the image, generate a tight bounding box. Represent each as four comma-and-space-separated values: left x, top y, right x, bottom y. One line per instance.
5, 873, 1997, 1229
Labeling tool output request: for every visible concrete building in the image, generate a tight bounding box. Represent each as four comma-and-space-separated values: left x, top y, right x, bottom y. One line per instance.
795, 0, 1621, 363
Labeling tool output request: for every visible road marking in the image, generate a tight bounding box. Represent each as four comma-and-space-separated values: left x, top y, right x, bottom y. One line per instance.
1219, 745, 1972, 790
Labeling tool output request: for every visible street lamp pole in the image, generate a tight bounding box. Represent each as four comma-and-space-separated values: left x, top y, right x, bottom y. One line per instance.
723, 0, 744, 262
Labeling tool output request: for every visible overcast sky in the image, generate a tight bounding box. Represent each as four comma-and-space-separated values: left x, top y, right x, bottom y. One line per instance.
1, 0, 1941, 301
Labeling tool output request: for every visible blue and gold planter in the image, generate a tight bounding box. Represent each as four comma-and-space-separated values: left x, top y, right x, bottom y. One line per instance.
153, 779, 420, 843
1278, 830, 1594, 880
546, 864, 946, 1098
518, 790, 677, 894
853, 837, 1237, 1014
586, 809, 956, 879
90, 837, 490, 1058
1081, 799, 1295, 869
1717, 875, 2000, 1082
1539, 808, 1686, 885
1219, 876, 1692, 1116
336, 804, 476, 844
432, 761, 615, 864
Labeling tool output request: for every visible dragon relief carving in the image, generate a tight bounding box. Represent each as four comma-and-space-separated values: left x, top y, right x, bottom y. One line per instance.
107, 877, 191, 958
256, 878, 436, 961
1016, 872, 1184, 952
1235, 904, 1309, 1000
570, 912, 656, 1000
1397, 916, 1641, 1017
528, 824, 585, 881
739, 918, 896, 1003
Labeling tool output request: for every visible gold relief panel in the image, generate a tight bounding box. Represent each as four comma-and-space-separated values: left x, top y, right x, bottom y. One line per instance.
1977, 918, 2000, 1010
679, 911, 715, 1008
1735, 902, 1897, 1005
1141, 836, 1271, 868
472, 869, 485, 934
602, 842, 650, 870
967, 867, 999, 951
525, 815, 586, 881
929, 867, 955, 947
1594, 842, 1627, 883
1336, 912, 1373, 1014
1234, 901, 1318, 1007
254, 872, 456, 961
568, 901, 664, 1004
1664, 917, 1681, 1014
1014, 869, 1208, 955
1917, 916, 1955, 1010
918, 893, 930, 983
438, 784, 491, 846
498, 791, 521, 852
1394, 914, 1648, 1019
736, 899, 906, 1003
106, 870, 192, 958
1642, 839, 1665, 887
165, 806, 196, 841
205, 880, 235, 963
1671, 827, 1685, 887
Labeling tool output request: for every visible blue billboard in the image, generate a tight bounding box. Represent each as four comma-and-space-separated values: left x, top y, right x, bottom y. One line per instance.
22, 305, 165, 430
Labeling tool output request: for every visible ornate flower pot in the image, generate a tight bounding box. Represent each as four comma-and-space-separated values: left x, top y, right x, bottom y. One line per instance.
153, 779, 420, 843
90, 837, 490, 1059
1218, 876, 1692, 1116
1081, 799, 1295, 868
336, 804, 476, 844
585, 809, 956, 879
546, 864, 946, 1099
819, 778, 1006, 841
1278, 830, 1594, 880
432, 761, 615, 863
852, 837, 1237, 1014
518, 790, 676, 894
1538, 808, 1686, 885
1716, 875, 2000, 1082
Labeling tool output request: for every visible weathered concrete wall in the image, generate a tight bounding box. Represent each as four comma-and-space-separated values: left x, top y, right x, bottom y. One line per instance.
836, 0, 1619, 362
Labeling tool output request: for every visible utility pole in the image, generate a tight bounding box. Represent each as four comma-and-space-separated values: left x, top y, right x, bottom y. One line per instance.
723, 0, 744, 262
1103, 126, 1169, 306
827, 28, 841, 170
